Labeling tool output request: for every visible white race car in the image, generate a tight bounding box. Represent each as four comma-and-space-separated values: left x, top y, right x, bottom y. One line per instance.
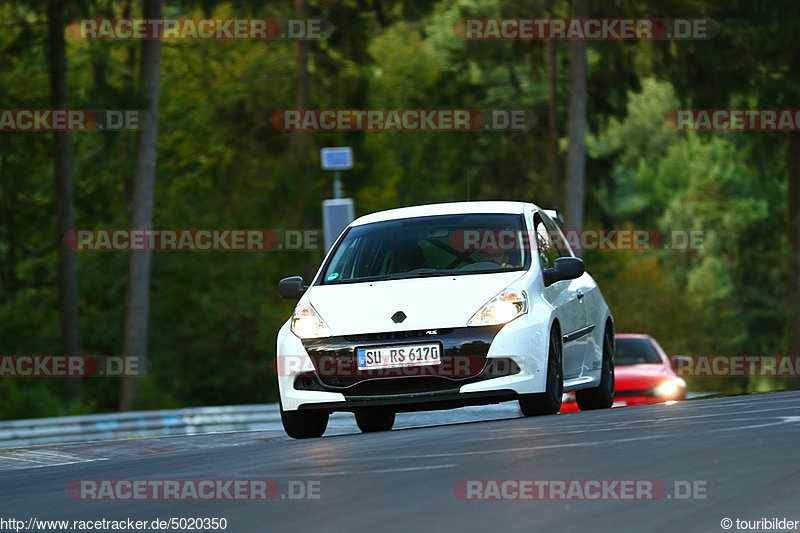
276, 201, 615, 438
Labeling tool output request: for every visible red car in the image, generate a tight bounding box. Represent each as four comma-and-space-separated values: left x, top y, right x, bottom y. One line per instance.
560, 333, 687, 412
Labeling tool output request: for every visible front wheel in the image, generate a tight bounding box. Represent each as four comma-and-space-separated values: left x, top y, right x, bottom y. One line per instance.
519, 326, 563, 416
280, 406, 329, 439
355, 410, 395, 432
576, 327, 615, 410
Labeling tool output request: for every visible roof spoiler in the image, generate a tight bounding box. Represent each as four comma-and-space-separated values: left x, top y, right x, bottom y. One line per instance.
543, 208, 565, 225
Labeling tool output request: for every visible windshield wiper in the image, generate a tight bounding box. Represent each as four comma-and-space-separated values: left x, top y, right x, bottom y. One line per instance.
410, 269, 458, 277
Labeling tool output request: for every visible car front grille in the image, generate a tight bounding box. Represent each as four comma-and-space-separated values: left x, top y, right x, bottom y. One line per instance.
343, 329, 455, 342
294, 357, 520, 396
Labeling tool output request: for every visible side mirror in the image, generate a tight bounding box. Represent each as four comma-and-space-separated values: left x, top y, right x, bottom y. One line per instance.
670, 355, 693, 374
544, 257, 585, 285
278, 276, 307, 299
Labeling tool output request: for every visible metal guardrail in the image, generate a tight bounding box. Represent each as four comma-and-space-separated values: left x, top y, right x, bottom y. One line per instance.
0, 392, 718, 449
0, 404, 283, 448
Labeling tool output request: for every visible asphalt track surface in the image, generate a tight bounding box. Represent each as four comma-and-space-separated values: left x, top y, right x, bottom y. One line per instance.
1, 391, 798, 533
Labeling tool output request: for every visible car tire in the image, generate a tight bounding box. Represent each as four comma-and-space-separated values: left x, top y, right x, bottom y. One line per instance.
576, 327, 615, 410
280, 405, 329, 439
355, 410, 395, 433
519, 326, 563, 416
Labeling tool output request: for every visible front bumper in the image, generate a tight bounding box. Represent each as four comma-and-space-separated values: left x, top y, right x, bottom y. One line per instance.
560, 385, 686, 412
276, 316, 550, 411
299, 389, 520, 413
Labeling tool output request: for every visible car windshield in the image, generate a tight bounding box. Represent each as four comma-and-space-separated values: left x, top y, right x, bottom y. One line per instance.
615, 338, 663, 365
320, 213, 530, 285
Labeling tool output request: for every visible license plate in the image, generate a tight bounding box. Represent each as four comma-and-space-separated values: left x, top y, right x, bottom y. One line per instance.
356, 343, 441, 370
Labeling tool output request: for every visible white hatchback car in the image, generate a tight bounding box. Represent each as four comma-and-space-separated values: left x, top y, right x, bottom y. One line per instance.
276, 201, 615, 438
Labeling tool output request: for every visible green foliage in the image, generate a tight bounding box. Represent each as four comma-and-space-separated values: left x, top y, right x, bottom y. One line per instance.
588, 79, 792, 394
1, 1, 798, 419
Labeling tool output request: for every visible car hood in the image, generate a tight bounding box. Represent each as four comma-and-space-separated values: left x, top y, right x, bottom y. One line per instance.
614, 364, 674, 391
307, 271, 527, 336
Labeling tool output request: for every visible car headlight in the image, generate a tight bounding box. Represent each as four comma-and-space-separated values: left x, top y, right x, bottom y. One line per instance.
655, 380, 679, 398
290, 303, 332, 339
468, 290, 527, 327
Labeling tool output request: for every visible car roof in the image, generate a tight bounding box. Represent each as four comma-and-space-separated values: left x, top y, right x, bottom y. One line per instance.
350, 201, 538, 226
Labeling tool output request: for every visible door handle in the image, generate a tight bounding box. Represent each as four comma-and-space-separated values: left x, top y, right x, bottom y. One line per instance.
576, 290, 584, 300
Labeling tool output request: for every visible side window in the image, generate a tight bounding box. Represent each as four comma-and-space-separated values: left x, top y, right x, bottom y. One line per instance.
541, 215, 572, 258
534, 216, 558, 270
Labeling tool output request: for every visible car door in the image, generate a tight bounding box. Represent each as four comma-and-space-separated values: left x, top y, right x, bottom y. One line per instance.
534, 214, 589, 379
546, 219, 605, 376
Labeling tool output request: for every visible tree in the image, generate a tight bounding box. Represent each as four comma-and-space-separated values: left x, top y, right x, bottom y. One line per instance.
119, 0, 163, 411
789, 130, 800, 353
545, 27, 561, 209
291, 0, 311, 163
565, 0, 588, 250
650, 0, 800, 353
47, 0, 82, 400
